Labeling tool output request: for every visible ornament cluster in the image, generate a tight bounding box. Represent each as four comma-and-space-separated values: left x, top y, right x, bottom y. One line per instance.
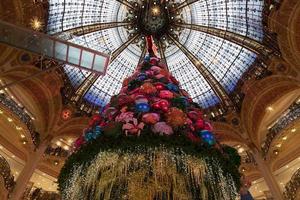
74, 55, 217, 150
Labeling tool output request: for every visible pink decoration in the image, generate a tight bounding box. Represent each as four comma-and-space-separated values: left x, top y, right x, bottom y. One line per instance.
145, 70, 154, 77
204, 122, 213, 131
115, 112, 134, 123
150, 66, 162, 74
159, 90, 174, 99
135, 95, 148, 104
142, 113, 160, 124
74, 136, 85, 149
122, 118, 145, 136
152, 122, 173, 135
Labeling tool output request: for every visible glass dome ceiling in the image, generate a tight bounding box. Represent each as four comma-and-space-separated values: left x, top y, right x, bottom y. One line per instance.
47, 0, 264, 108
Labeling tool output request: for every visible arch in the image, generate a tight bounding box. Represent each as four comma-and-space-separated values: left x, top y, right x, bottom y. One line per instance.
241, 75, 300, 147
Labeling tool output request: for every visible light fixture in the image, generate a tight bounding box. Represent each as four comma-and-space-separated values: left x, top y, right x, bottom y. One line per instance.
16, 126, 22, 130
30, 17, 43, 31
0, 110, 3, 114
20, 134, 25, 138
7, 118, 13, 122
273, 149, 279, 155
54, 161, 59, 166
56, 141, 62, 146
291, 128, 296, 133
238, 147, 244, 154
266, 106, 273, 111
22, 141, 27, 145
151, 6, 160, 16
282, 136, 288, 140
0, 145, 3, 150
276, 143, 282, 148
63, 145, 70, 151
11, 155, 15, 158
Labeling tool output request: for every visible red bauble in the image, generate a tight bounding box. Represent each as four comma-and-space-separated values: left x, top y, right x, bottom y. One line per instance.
154, 83, 165, 90
187, 132, 201, 143
194, 119, 205, 130
159, 90, 174, 99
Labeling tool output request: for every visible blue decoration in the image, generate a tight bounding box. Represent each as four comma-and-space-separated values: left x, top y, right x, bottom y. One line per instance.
179, 96, 189, 106
144, 55, 150, 62
167, 83, 179, 92
137, 73, 147, 81
84, 132, 94, 141
199, 130, 216, 146
93, 126, 102, 138
135, 102, 150, 112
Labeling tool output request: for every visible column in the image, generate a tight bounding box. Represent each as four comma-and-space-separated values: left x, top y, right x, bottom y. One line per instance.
251, 147, 284, 200
9, 135, 52, 200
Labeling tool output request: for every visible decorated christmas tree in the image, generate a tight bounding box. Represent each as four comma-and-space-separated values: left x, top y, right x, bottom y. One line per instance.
58, 37, 241, 200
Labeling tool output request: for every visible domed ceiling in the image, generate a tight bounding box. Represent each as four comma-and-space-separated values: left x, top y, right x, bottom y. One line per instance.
47, 0, 264, 108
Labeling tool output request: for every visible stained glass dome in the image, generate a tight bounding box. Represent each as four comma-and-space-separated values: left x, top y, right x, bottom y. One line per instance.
47, 0, 264, 108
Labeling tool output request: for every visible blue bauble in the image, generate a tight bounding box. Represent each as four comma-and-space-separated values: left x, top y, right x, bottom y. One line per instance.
179, 96, 189, 106
93, 126, 102, 138
135, 102, 150, 112
137, 73, 147, 81
167, 83, 179, 92
144, 55, 150, 62
199, 130, 216, 146
84, 132, 94, 141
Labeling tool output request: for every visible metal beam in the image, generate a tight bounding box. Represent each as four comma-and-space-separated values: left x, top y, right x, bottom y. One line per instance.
115, 0, 136, 10
167, 34, 234, 110
138, 44, 147, 64
157, 40, 169, 70
56, 22, 131, 37
72, 33, 140, 102
175, 23, 273, 57
174, 0, 199, 11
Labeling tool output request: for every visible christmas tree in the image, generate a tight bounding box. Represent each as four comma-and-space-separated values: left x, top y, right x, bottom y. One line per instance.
58, 37, 241, 200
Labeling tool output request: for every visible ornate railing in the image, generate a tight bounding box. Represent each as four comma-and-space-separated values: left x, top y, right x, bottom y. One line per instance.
262, 100, 300, 156
45, 146, 70, 158
0, 155, 15, 192
240, 151, 257, 165
283, 168, 300, 200
25, 188, 61, 200
0, 93, 40, 146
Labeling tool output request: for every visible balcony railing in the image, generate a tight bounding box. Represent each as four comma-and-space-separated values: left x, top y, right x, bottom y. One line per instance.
262, 100, 300, 157
0, 94, 40, 146
283, 168, 300, 200
0, 155, 15, 192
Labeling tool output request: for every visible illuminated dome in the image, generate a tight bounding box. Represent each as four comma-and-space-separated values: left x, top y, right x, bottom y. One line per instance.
47, 0, 264, 108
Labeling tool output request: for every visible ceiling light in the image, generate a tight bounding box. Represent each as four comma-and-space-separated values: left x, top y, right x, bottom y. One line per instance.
63, 145, 70, 151
0, 110, 3, 114
282, 136, 287, 140
276, 144, 282, 148
56, 141, 62, 146
291, 128, 296, 133
238, 147, 244, 154
266, 106, 273, 111
30, 17, 43, 31
16, 126, 22, 130
54, 161, 59, 166
20, 134, 25, 138
22, 141, 27, 145
7, 118, 13, 122
11, 155, 15, 158
0, 145, 3, 150
273, 149, 279, 155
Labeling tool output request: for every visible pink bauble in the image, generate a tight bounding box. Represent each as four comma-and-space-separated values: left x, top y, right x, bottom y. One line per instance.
142, 113, 160, 124
204, 122, 213, 131
159, 90, 174, 99
151, 66, 161, 74
152, 122, 173, 135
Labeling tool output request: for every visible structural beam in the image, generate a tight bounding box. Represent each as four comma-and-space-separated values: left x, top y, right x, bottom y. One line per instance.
115, 0, 136, 10
72, 33, 140, 102
56, 22, 131, 37
175, 23, 273, 57
174, 0, 199, 11
138, 44, 147, 64
157, 40, 169, 70
167, 34, 234, 109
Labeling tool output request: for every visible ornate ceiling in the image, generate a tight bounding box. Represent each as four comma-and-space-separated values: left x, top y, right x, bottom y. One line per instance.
47, 0, 265, 108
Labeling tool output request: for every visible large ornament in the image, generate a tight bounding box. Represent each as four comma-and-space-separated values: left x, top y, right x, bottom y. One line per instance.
122, 118, 144, 136
140, 83, 157, 94
142, 113, 160, 124
159, 90, 174, 99
199, 130, 216, 146
165, 107, 187, 128
135, 102, 150, 113
152, 122, 173, 135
